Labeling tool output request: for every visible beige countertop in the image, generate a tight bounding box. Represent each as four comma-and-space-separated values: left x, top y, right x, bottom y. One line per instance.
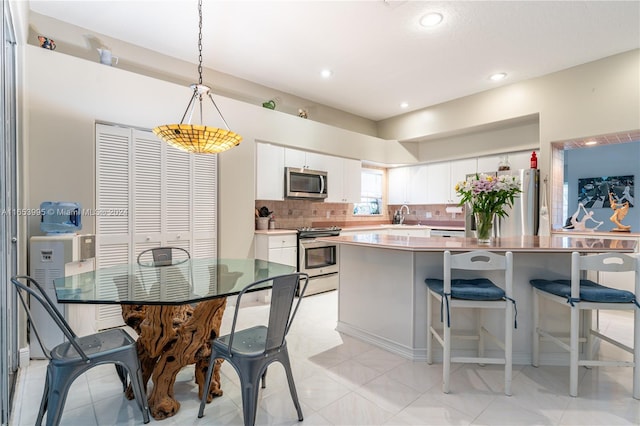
319, 234, 637, 253
254, 229, 297, 235
552, 229, 640, 237
254, 224, 464, 235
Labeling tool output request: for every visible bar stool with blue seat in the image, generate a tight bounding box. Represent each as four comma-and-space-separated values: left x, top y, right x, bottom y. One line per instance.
425, 250, 515, 395
530, 251, 640, 399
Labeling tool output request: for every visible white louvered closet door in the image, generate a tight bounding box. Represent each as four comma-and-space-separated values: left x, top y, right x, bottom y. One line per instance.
132, 129, 163, 255
165, 144, 192, 249
192, 154, 218, 292
95, 123, 218, 330
193, 154, 217, 258
96, 124, 132, 329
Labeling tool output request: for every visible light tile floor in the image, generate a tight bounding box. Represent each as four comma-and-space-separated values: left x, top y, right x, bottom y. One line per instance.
9, 291, 640, 425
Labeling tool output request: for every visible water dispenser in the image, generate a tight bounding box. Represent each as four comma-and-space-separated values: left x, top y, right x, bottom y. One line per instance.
40, 201, 82, 234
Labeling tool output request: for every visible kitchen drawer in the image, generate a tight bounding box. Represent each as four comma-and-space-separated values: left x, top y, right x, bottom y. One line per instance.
267, 234, 297, 249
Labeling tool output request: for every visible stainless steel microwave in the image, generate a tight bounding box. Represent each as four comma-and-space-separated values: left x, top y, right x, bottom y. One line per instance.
285, 167, 328, 200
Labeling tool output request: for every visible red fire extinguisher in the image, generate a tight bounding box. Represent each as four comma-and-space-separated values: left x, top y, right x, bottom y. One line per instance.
530, 151, 537, 169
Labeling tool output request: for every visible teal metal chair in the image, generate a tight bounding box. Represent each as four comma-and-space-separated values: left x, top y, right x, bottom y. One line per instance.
11, 275, 150, 426
198, 272, 309, 425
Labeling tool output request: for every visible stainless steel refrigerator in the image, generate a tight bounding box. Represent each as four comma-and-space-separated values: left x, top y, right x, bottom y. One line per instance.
464, 169, 540, 238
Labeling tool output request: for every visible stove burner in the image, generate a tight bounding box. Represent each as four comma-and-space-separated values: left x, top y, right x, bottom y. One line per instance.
297, 226, 341, 232
297, 226, 341, 238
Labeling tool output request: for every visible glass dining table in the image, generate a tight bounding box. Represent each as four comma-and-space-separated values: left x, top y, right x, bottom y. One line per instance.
54, 258, 295, 420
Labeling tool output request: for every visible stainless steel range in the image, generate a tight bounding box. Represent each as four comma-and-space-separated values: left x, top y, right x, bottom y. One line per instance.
297, 226, 341, 296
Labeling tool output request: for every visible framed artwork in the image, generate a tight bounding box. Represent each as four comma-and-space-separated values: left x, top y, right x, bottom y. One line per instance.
577, 175, 634, 208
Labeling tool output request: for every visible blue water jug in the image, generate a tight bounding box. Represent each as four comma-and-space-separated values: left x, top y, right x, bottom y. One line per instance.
40, 202, 82, 234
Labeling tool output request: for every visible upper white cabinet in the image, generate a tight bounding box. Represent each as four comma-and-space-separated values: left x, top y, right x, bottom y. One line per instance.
408, 166, 429, 204
388, 167, 410, 204
389, 164, 452, 205
477, 155, 502, 173
323, 156, 343, 203
449, 158, 478, 203
327, 158, 361, 203
256, 143, 361, 203
425, 162, 450, 204
256, 143, 285, 200
284, 147, 329, 171
508, 151, 537, 170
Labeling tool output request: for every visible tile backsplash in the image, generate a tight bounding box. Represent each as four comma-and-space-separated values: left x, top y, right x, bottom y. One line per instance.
255, 200, 465, 229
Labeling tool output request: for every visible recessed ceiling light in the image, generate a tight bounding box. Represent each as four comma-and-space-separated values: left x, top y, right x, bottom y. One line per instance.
489, 72, 507, 81
420, 12, 443, 27
400, 102, 409, 109
320, 69, 333, 78
585, 140, 598, 146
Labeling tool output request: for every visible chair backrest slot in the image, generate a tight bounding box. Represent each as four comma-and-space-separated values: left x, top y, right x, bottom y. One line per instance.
137, 246, 190, 267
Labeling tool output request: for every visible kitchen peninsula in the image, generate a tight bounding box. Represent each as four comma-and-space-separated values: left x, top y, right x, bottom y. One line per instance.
320, 234, 637, 365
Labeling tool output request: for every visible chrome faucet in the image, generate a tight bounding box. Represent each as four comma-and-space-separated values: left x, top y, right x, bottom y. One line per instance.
399, 204, 410, 224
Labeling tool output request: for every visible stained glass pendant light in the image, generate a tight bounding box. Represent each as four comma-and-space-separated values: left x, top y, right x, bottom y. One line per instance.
153, 0, 242, 154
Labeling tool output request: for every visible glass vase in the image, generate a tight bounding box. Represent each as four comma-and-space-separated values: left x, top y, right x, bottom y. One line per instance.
474, 212, 494, 244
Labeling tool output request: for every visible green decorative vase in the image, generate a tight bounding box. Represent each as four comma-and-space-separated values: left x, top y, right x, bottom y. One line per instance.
474, 212, 494, 244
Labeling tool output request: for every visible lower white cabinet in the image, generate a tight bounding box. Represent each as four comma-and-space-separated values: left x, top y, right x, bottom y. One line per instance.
254, 233, 298, 303
254, 233, 298, 267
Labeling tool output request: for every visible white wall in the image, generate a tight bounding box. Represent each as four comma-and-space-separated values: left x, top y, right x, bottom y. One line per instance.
27, 11, 380, 138
21, 46, 640, 256
379, 49, 640, 178
24, 46, 410, 257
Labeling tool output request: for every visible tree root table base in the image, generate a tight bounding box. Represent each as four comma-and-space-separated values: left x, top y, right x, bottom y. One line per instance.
121, 298, 227, 420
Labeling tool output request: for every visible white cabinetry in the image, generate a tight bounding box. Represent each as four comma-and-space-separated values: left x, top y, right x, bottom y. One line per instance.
408, 166, 429, 204
254, 233, 298, 267
477, 155, 502, 173
257, 143, 361, 203
256, 143, 284, 200
388, 167, 410, 204
284, 147, 328, 171
388, 151, 536, 206
508, 151, 536, 170
390, 165, 425, 204
342, 158, 362, 203
325, 157, 362, 203
425, 162, 450, 204
389, 160, 478, 205
449, 158, 478, 203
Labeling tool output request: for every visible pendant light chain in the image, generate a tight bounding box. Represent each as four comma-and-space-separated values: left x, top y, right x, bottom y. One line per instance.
197, 0, 203, 85
152, 0, 242, 154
